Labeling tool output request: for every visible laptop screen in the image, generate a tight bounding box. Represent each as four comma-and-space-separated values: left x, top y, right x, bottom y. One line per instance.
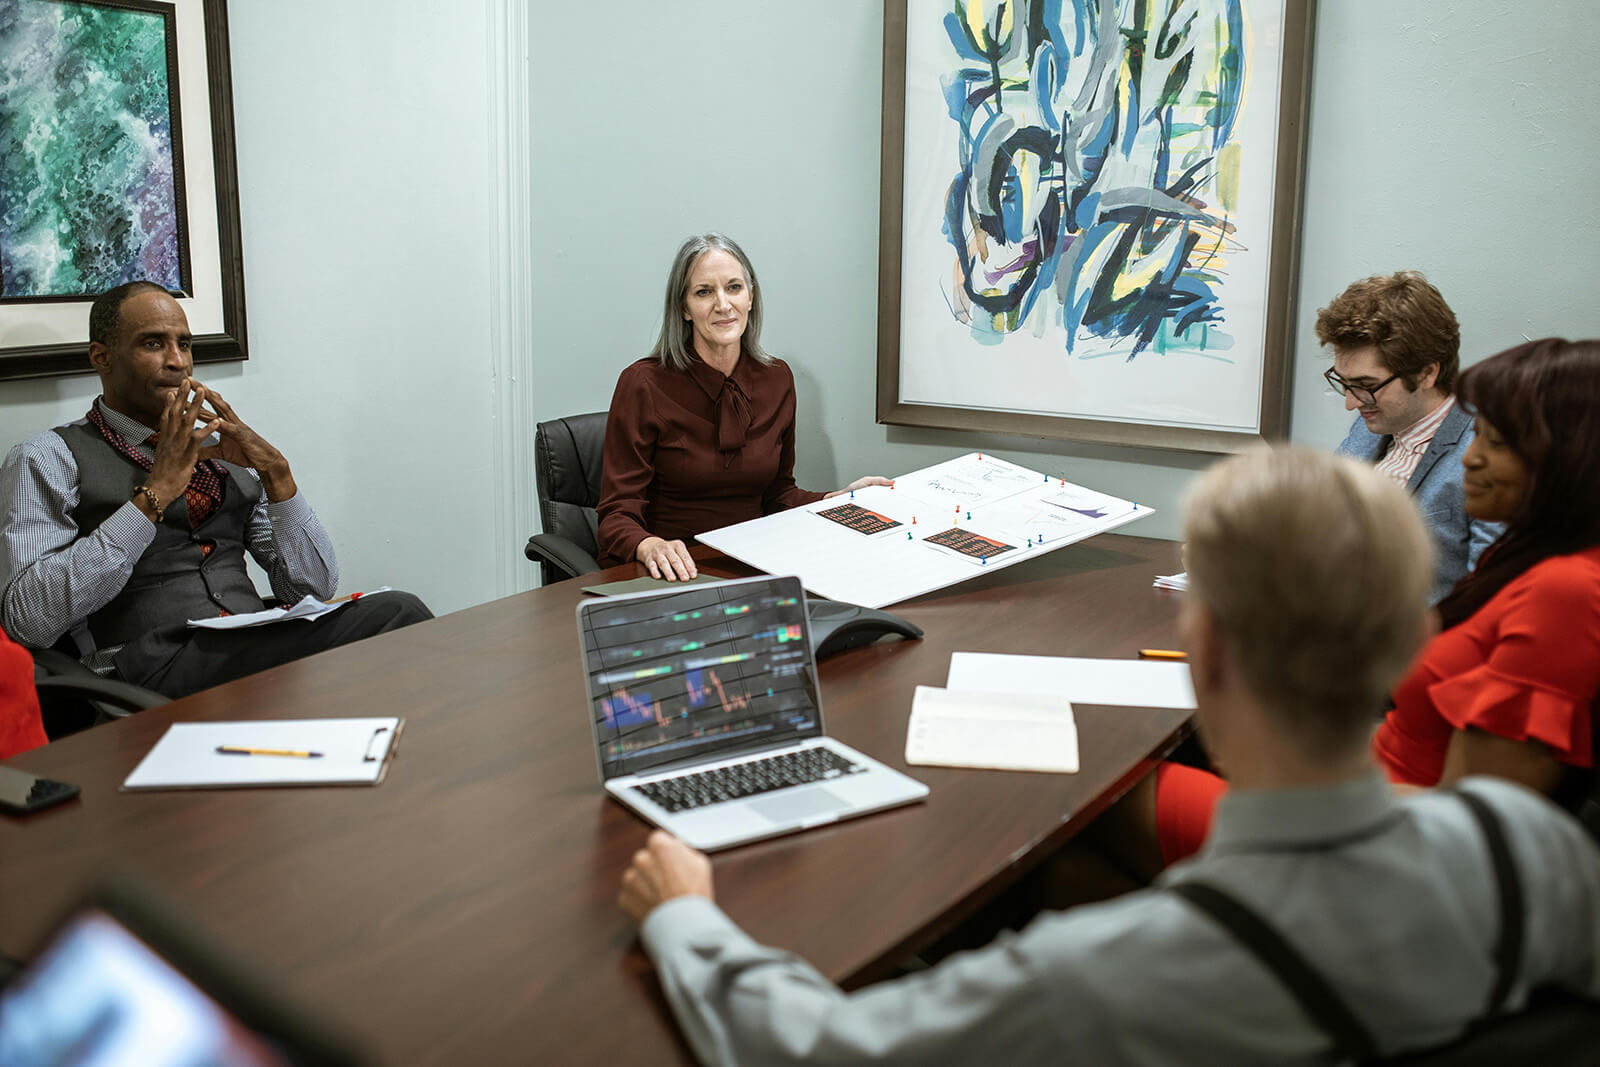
580, 576, 822, 779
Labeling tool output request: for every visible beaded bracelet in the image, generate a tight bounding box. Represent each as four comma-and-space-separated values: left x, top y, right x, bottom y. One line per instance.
132, 484, 164, 521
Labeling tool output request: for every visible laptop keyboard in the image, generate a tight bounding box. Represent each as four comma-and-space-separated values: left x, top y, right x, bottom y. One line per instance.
635, 747, 864, 813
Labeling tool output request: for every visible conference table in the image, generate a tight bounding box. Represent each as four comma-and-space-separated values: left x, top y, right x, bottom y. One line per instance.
0, 532, 1190, 1064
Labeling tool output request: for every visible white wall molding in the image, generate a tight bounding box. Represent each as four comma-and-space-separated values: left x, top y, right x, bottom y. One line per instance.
486, 0, 538, 596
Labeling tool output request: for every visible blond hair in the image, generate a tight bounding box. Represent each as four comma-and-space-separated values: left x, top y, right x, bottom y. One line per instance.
1182, 446, 1433, 759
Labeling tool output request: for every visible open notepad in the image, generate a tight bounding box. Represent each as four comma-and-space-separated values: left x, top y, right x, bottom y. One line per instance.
122, 718, 403, 790
905, 686, 1078, 774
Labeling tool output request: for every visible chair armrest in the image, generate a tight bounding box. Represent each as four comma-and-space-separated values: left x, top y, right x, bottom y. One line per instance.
30, 646, 90, 678
33, 676, 167, 717
525, 533, 603, 582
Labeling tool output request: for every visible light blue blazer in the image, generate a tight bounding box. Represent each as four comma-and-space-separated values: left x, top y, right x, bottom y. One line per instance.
1336, 404, 1503, 604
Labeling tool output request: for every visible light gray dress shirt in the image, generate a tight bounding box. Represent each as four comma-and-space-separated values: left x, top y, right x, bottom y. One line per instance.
0, 399, 337, 666
640, 775, 1600, 1066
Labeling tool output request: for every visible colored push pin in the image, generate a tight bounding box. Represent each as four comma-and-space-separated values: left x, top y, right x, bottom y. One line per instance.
966, 511, 972, 521
1027, 538, 1032, 548
981, 556, 987, 565
1043, 473, 1049, 482
849, 489, 854, 499
1060, 478, 1066, 487
912, 516, 917, 524
978, 452, 983, 460
907, 532, 912, 540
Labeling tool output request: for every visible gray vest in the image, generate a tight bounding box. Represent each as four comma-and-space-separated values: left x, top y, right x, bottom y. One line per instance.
54, 421, 266, 678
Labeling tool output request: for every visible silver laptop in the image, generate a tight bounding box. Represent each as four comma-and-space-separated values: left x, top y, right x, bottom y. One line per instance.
578, 575, 928, 851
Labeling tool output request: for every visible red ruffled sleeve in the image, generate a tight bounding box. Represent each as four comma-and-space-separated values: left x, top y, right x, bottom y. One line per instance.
1428, 666, 1592, 768
1422, 552, 1600, 769
1, 629, 47, 760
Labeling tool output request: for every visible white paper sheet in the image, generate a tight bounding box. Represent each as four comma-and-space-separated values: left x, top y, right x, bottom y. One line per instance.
122, 718, 402, 790
905, 686, 1078, 773
946, 653, 1196, 710
697, 453, 1151, 607
187, 588, 394, 630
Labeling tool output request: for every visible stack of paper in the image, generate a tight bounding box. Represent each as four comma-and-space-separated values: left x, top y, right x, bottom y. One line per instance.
946, 653, 1196, 709
187, 588, 394, 630
903, 654, 1197, 776
1153, 572, 1189, 591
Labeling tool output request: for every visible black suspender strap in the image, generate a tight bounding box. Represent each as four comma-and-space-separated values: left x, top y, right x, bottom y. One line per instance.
1171, 790, 1530, 1063
1168, 881, 1380, 1063
1453, 788, 1525, 1017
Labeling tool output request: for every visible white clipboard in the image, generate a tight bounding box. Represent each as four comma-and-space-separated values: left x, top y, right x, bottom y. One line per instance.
121, 718, 404, 791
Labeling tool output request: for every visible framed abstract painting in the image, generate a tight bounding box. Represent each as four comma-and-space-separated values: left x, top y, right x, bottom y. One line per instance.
0, 0, 245, 380
878, 0, 1315, 452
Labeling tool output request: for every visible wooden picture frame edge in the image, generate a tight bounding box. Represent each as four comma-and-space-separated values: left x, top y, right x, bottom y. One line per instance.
0, 0, 248, 382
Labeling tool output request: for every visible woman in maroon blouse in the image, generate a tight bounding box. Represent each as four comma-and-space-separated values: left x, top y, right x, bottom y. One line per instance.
598, 234, 884, 579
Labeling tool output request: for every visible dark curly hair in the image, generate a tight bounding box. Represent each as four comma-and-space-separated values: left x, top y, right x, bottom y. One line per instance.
1315, 271, 1460, 392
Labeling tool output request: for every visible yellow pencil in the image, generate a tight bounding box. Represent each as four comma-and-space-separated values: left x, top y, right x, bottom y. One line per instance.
1138, 649, 1188, 661
216, 746, 324, 759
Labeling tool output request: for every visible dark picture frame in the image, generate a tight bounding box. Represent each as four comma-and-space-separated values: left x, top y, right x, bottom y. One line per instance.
876, 0, 1316, 454
0, 0, 246, 381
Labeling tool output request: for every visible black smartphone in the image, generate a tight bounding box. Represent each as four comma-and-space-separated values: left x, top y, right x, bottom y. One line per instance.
0, 765, 79, 815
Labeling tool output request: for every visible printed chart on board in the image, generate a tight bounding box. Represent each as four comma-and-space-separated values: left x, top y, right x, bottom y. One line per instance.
696, 453, 1151, 608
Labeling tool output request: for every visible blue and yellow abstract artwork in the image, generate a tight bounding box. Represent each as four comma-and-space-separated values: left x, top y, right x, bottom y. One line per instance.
898, 0, 1294, 435
0, 0, 188, 300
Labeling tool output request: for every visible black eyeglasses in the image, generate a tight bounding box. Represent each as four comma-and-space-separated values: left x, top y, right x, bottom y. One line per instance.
1323, 367, 1401, 406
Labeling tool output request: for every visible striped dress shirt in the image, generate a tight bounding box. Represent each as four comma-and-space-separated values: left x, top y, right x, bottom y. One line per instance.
1375, 396, 1457, 487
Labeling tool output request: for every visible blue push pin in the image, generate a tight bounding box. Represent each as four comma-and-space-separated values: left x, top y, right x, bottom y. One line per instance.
981, 556, 987, 565
850, 490, 854, 500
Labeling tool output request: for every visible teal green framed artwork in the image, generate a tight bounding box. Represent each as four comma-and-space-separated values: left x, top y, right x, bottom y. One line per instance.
0, 0, 246, 379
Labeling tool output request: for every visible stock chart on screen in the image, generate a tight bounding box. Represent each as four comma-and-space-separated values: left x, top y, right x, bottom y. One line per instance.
581, 580, 820, 778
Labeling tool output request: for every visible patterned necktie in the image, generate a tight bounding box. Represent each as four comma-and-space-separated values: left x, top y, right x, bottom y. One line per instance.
87, 406, 224, 528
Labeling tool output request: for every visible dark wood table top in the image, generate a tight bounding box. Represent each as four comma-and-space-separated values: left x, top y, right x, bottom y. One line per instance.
0, 533, 1188, 1065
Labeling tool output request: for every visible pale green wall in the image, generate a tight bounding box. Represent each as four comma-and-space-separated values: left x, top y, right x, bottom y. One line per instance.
0, 0, 503, 614
528, 0, 1600, 544
2, 2, 1595, 614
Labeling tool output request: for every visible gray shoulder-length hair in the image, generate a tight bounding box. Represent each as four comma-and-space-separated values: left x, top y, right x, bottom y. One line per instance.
648, 233, 773, 371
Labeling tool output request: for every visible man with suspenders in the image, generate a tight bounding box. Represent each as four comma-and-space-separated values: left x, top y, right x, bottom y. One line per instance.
615, 447, 1600, 1065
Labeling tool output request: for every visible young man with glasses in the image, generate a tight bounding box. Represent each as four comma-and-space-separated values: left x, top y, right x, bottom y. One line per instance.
1317, 271, 1500, 602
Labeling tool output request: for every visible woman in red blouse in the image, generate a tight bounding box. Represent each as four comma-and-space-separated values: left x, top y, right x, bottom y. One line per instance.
1153, 337, 1600, 865
598, 234, 884, 580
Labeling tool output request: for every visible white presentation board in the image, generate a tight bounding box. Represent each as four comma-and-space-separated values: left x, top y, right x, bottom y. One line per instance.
697, 453, 1152, 608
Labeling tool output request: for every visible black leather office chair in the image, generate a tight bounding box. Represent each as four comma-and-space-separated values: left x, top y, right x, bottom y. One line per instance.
31, 647, 168, 741
1383, 990, 1600, 1065
525, 411, 608, 585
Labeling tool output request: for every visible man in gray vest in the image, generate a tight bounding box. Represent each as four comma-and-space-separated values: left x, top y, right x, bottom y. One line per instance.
0, 281, 431, 699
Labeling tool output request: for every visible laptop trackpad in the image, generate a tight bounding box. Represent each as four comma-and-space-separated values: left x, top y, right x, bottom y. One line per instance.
748, 787, 851, 824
